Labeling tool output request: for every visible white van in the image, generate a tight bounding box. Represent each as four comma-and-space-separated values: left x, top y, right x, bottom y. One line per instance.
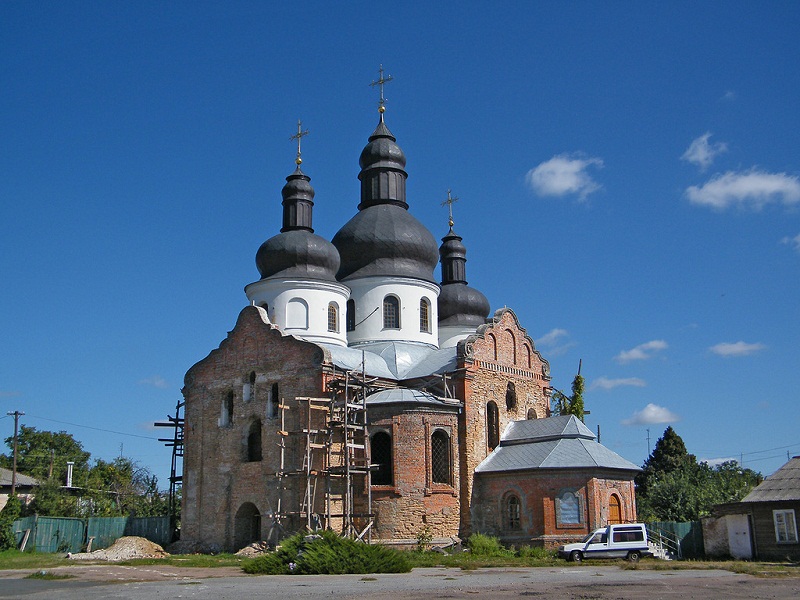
558, 523, 651, 562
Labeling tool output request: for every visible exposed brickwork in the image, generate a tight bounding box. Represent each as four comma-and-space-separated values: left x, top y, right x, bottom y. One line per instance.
471, 469, 637, 548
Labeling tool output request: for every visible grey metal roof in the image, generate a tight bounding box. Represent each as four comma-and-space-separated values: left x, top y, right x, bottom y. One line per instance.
741, 456, 800, 503
319, 341, 458, 380
365, 388, 457, 409
475, 416, 641, 474
0, 467, 39, 487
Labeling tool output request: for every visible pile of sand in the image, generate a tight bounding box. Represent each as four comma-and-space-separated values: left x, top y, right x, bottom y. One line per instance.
235, 540, 271, 557
68, 536, 169, 561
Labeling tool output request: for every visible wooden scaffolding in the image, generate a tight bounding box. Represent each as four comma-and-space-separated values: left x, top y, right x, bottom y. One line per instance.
274, 366, 377, 541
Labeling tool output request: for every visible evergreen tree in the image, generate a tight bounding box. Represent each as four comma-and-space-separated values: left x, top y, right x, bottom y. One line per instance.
551, 361, 585, 422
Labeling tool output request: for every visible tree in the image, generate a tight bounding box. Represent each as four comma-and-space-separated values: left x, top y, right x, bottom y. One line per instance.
551, 363, 585, 421
1, 426, 91, 485
0, 495, 22, 550
635, 427, 763, 522
83, 457, 167, 517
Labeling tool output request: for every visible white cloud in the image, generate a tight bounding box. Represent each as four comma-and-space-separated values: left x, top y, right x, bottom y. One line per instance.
780, 233, 800, 253
622, 403, 680, 426
536, 328, 575, 356
681, 132, 727, 171
139, 375, 170, 389
721, 90, 736, 101
709, 341, 766, 357
526, 153, 603, 200
591, 377, 647, 391
686, 169, 800, 210
615, 340, 668, 364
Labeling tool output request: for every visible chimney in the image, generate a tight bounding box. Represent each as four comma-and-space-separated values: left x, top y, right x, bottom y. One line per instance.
66, 461, 74, 488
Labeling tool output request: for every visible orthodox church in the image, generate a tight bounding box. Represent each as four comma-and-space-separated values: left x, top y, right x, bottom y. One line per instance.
180, 85, 639, 552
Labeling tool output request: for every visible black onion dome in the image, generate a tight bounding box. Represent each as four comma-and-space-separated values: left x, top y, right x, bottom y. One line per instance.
332, 204, 438, 282
438, 284, 490, 326
438, 226, 490, 326
332, 114, 438, 282
255, 166, 340, 281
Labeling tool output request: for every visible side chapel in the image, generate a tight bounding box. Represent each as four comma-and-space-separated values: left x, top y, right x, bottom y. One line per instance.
180, 77, 639, 551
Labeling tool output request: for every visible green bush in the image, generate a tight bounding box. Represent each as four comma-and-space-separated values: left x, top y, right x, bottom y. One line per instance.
0, 496, 22, 551
466, 533, 511, 557
243, 530, 411, 575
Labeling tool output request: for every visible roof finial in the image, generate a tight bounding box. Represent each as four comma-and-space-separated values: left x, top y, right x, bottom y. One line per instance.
370, 64, 393, 115
290, 119, 309, 165
441, 189, 459, 228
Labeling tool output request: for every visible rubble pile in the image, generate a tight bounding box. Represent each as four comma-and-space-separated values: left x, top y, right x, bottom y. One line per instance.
68, 536, 169, 561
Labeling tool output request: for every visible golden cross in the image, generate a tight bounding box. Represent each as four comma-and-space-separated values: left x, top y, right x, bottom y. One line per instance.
289, 120, 309, 165
369, 64, 393, 113
441, 189, 459, 227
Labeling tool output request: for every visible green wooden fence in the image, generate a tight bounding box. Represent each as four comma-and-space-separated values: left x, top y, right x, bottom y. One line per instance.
12, 515, 171, 553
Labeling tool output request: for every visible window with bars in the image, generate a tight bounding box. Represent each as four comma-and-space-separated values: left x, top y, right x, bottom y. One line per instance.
327, 302, 338, 332
370, 431, 393, 486
431, 430, 451, 484
506, 494, 521, 530
419, 298, 430, 332
383, 296, 400, 329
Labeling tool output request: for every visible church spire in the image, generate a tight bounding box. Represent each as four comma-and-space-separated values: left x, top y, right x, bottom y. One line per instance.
281, 120, 314, 232
358, 65, 408, 210
439, 190, 467, 285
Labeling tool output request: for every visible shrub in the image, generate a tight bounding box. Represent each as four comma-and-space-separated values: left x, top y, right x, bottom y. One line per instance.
0, 496, 22, 551
243, 530, 411, 575
467, 533, 512, 557
517, 545, 554, 560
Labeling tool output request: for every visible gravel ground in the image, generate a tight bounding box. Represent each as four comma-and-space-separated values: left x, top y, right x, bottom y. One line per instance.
1, 566, 799, 600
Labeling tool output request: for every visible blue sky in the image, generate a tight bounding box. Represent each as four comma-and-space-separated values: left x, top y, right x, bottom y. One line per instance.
2, 2, 799, 488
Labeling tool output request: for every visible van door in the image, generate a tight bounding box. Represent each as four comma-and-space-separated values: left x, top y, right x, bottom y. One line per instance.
583, 530, 609, 558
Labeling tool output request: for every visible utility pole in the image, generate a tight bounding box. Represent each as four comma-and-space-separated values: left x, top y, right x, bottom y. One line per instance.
646, 428, 651, 455
6, 410, 24, 496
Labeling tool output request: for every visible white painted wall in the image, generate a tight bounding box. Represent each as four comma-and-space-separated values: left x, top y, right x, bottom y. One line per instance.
345, 276, 440, 348
244, 278, 350, 346
439, 324, 481, 348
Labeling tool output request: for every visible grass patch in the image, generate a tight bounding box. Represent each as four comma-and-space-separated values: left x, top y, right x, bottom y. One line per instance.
117, 553, 242, 568
0, 550, 71, 570
24, 570, 75, 580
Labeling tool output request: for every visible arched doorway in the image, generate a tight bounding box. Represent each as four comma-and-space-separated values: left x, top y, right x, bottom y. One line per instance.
234, 502, 261, 550
608, 494, 622, 524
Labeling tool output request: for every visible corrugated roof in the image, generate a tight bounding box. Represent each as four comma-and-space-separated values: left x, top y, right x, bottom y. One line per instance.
475, 416, 640, 474
741, 456, 800, 502
0, 467, 39, 487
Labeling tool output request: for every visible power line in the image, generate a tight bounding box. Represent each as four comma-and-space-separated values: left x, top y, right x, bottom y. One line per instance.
24, 414, 160, 441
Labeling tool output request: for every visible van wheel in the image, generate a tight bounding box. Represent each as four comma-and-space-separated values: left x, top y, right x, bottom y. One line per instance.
570, 550, 583, 563
627, 551, 641, 563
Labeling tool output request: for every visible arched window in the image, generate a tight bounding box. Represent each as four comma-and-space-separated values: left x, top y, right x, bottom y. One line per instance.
527, 408, 537, 420
525, 345, 532, 368
287, 297, 309, 329
244, 371, 256, 402
220, 391, 234, 427
328, 302, 339, 332
507, 330, 517, 364
488, 333, 498, 360
268, 382, 279, 419
370, 431, 393, 486
346, 299, 356, 332
487, 401, 499, 450
431, 430, 451, 485
506, 494, 521, 530
419, 298, 430, 333
383, 295, 400, 329
609, 494, 622, 524
506, 382, 517, 411
247, 419, 262, 462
